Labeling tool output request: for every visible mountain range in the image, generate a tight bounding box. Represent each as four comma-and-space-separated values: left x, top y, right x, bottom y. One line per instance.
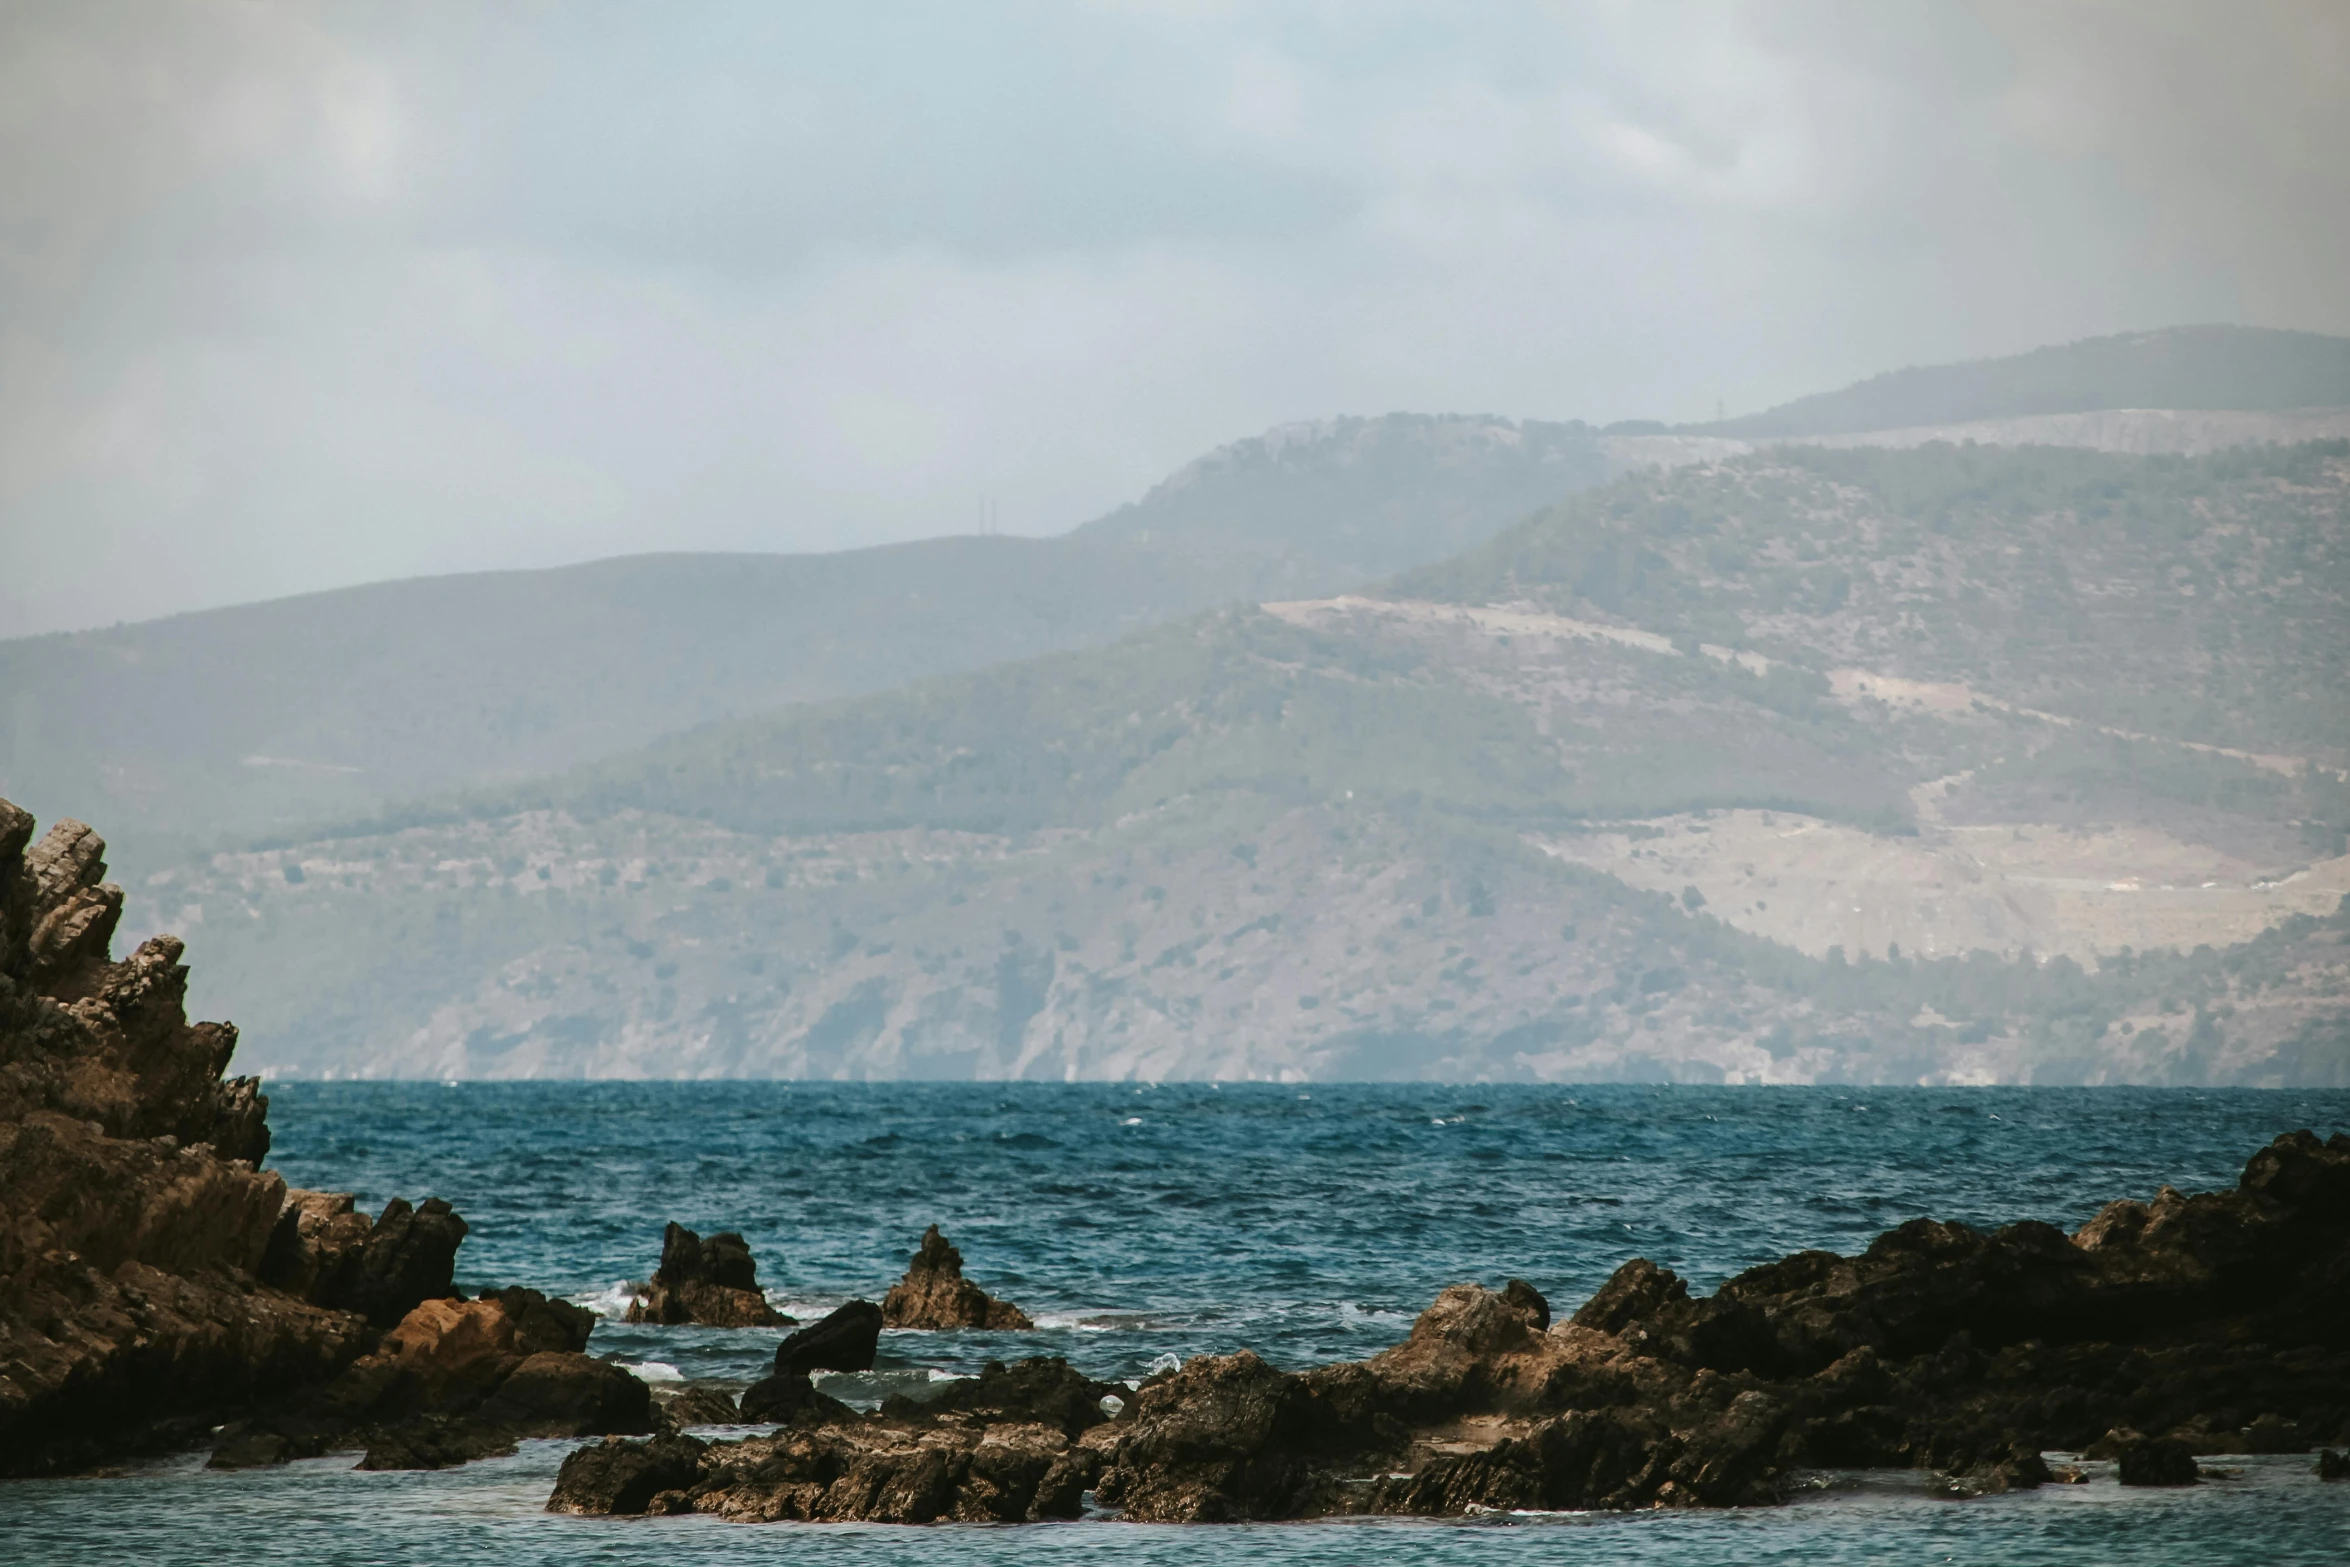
9, 324, 2348, 1084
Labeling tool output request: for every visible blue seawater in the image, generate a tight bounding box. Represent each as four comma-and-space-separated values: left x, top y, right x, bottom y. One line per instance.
7, 1083, 2350, 1565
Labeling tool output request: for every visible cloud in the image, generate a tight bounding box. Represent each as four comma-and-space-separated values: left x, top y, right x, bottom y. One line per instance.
1, 0, 2343, 635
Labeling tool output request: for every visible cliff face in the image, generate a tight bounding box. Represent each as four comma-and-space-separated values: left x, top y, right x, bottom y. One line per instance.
0, 798, 460, 1474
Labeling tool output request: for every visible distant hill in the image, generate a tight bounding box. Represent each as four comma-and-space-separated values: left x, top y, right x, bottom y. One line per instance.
0, 415, 1611, 857
1699, 325, 2350, 438
148, 441, 2350, 1086
15, 326, 2350, 865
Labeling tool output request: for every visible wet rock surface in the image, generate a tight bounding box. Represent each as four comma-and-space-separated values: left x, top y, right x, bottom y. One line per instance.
553, 1130, 2350, 1525
881, 1226, 1035, 1330
625, 1222, 790, 1327
0, 801, 488, 1475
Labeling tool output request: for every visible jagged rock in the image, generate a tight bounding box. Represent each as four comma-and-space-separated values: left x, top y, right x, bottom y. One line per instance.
0, 800, 425, 1475
548, 1432, 709, 1515
739, 1370, 857, 1426
773, 1299, 884, 1375
256, 1190, 469, 1327
624, 1222, 789, 1327
1091, 1351, 1336, 1522
2319, 1448, 2348, 1480
881, 1226, 1034, 1329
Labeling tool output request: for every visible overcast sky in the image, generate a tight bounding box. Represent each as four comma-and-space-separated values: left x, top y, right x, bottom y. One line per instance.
2, 1, 2344, 637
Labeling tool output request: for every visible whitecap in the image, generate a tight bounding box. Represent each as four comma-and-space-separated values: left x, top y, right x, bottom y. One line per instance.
1144, 1352, 1183, 1378
1121, 1116, 1143, 1126
925, 1368, 974, 1383
577, 1281, 644, 1320
619, 1361, 684, 1383
1029, 1311, 1131, 1332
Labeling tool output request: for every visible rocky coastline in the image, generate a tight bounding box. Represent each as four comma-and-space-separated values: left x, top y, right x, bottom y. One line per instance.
6, 795, 2348, 1520
551, 1127, 2350, 1523
0, 800, 655, 1475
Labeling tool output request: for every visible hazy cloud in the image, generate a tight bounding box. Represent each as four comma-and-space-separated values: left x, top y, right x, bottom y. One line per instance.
2, 0, 2344, 634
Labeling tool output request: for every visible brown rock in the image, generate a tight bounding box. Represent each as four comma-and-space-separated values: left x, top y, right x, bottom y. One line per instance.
773, 1299, 884, 1375
548, 1432, 709, 1515
0, 800, 421, 1475
475, 1351, 655, 1437
624, 1222, 789, 1327
880, 1226, 1033, 1329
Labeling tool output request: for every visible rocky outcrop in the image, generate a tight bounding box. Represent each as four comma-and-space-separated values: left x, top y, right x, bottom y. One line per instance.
211, 1284, 653, 1469
553, 1129, 2350, 1526
0, 799, 497, 1474
774, 1299, 885, 1375
734, 1301, 883, 1425
625, 1222, 790, 1327
259, 1190, 469, 1328
550, 1356, 1122, 1522
880, 1226, 1033, 1329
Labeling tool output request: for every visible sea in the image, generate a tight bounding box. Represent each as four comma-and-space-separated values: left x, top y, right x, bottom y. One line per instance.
6, 1082, 2349, 1565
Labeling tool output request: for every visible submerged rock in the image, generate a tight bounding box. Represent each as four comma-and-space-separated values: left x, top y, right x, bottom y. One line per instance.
881, 1226, 1034, 1330
625, 1222, 791, 1328
0, 800, 477, 1476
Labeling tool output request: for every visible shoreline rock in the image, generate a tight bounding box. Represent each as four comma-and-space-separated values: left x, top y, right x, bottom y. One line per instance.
881, 1226, 1034, 1330
552, 1129, 2350, 1525
0, 798, 654, 1476
0, 801, 486, 1475
625, 1223, 791, 1328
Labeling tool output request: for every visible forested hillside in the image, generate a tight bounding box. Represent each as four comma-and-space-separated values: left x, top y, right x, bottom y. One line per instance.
0, 415, 1610, 858
140, 441, 2350, 1086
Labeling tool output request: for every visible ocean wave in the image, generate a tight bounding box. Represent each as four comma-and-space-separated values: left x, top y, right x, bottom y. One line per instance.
618, 1360, 683, 1383
576, 1281, 643, 1320
1027, 1310, 1142, 1332
1337, 1302, 1412, 1327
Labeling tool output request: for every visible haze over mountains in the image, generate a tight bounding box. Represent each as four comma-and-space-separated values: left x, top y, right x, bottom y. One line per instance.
10, 325, 2350, 861
9, 325, 2348, 1085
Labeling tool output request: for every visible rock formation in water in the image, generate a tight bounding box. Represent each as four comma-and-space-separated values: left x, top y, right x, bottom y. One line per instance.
211, 1284, 657, 1470
553, 1130, 2350, 1524
881, 1226, 1034, 1330
624, 1222, 791, 1327
0, 798, 649, 1475
551, 1356, 1128, 1520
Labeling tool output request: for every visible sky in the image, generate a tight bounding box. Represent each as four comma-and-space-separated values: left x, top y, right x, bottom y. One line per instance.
2, 1, 2345, 638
